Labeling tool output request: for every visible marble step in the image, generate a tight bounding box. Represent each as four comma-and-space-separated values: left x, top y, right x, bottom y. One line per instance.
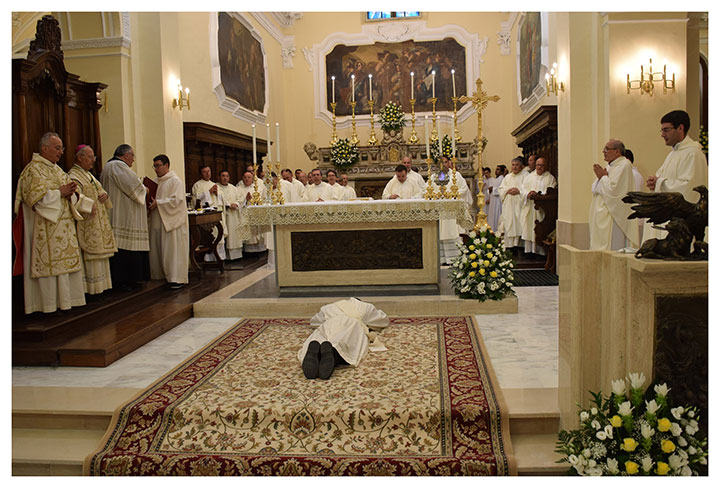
513, 433, 568, 475
504, 387, 560, 435
12, 427, 104, 476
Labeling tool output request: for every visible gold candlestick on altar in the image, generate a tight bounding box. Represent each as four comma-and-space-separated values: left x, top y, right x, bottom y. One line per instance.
423, 159, 436, 200
367, 100, 378, 145
407, 99, 419, 144
274, 162, 285, 205
429, 97, 438, 141
349, 101, 359, 144
459, 78, 500, 231
330, 102, 339, 145
250, 166, 262, 206
449, 157, 460, 199
452, 96, 462, 142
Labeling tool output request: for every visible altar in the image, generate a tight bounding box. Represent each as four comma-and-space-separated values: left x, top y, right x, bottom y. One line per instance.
242, 199, 472, 287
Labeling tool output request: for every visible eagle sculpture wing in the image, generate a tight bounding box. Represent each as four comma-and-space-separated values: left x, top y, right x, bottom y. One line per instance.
621, 191, 696, 225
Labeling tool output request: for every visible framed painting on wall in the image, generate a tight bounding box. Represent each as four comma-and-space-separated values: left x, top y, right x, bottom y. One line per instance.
518, 12, 542, 103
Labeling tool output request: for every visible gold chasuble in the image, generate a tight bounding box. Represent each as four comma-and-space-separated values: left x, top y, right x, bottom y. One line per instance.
69, 165, 118, 259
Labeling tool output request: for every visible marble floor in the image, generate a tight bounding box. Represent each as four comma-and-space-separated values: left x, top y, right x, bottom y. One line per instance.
11, 286, 558, 390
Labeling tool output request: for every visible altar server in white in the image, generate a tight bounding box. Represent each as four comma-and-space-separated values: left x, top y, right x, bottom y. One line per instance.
216, 169, 243, 260
643, 110, 708, 241
520, 158, 557, 255
148, 155, 189, 289
588, 140, 640, 250
487, 164, 506, 230
497, 158, 527, 249
339, 173, 357, 200
303, 168, 336, 202
298, 298, 390, 380
236, 170, 268, 252
383, 165, 422, 199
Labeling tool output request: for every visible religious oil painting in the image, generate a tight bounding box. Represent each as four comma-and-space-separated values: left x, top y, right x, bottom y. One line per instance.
518, 12, 542, 102
326, 38, 467, 116
218, 12, 265, 113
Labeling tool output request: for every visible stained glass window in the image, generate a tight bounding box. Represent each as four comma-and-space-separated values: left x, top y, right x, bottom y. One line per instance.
367, 12, 420, 21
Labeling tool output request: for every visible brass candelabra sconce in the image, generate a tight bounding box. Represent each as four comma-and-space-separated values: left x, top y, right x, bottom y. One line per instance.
627, 58, 675, 96
173, 82, 191, 110
545, 63, 565, 96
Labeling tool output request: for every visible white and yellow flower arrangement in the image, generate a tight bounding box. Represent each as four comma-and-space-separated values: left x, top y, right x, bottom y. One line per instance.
379, 100, 405, 133
449, 229, 515, 301
330, 138, 359, 169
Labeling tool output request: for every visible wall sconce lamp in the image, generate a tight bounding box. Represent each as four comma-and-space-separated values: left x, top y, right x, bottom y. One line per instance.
173, 82, 191, 110
545, 63, 565, 96
626, 58, 675, 96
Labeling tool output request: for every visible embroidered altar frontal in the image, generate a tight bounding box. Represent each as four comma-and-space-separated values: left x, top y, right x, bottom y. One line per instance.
85, 317, 515, 475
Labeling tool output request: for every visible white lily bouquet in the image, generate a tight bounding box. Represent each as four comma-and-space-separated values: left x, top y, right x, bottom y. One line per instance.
379, 100, 405, 133
556, 372, 708, 476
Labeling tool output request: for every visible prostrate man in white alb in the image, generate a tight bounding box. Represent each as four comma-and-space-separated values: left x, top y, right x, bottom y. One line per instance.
497, 158, 527, 250
69, 144, 117, 295
382, 165, 422, 199
147, 154, 189, 289
303, 168, 336, 202
338, 172, 357, 200
520, 157, 557, 255
325, 169, 345, 201
282, 168, 305, 201
216, 169, 244, 260
14, 132, 94, 313
588, 139, 640, 251
487, 164, 506, 231
643, 109, 708, 241
101, 144, 149, 291
236, 170, 267, 253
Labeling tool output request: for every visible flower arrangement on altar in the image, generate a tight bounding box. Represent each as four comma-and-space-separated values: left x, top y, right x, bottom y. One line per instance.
379, 100, 405, 133
330, 138, 359, 169
430, 135, 453, 163
449, 229, 515, 301
555, 372, 708, 476
699, 125, 708, 156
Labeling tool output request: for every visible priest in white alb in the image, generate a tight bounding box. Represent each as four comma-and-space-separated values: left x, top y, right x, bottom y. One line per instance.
487, 164, 506, 231
69, 144, 117, 294
147, 154, 189, 289
282, 168, 305, 201
216, 169, 244, 260
643, 110, 708, 241
520, 158, 557, 255
326, 169, 346, 201
497, 158, 527, 249
236, 170, 268, 252
588, 139, 640, 250
401, 155, 425, 187
14, 132, 93, 313
192, 164, 226, 260
303, 168, 336, 202
339, 173, 357, 200
382, 164, 422, 199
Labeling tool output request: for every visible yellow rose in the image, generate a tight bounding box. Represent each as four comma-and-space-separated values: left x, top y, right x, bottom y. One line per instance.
625, 461, 639, 475
621, 438, 638, 452
486, 244, 493, 249
610, 415, 622, 428
469, 253, 477, 260
479, 268, 486, 275
483, 260, 490, 267
486, 252, 493, 259
490, 271, 498, 278
471, 262, 478, 268
468, 271, 476, 277
661, 439, 676, 453
657, 418, 671, 432
469, 245, 475, 251
656, 462, 670, 475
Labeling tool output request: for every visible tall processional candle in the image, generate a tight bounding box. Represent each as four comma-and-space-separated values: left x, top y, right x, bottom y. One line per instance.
451, 69, 456, 97
368, 74, 373, 101
266, 123, 272, 163
451, 115, 456, 155
351, 74, 355, 103
424, 116, 430, 156
252, 124, 257, 165
331, 76, 335, 104
410, 72, 414, 99
432, 70, 436, 98
276, 123, 280, 162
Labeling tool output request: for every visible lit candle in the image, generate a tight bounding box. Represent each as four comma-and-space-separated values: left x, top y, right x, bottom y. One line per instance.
451, 116, 456, 156
410, 72, 414, 99
424, 116, 430, 156
351, 74, 355, 103
331, 76, 335, 104
252, 124, 257, 165
368, 74, 373, 101
432, 70, 436, 98
276, 123, 280, 163
451, 69, 456, 97
266, 123, 271, 163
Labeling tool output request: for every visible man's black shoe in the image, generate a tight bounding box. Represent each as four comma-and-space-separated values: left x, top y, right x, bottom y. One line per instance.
318, 341, 336, 380
302, 340, 321, 379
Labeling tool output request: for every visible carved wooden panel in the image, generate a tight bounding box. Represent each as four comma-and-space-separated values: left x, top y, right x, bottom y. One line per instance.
511, 105, 558, 178
290, 229, 424, 271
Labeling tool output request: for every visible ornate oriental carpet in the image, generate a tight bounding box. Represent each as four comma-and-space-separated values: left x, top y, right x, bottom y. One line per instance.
85, 316, 516, 475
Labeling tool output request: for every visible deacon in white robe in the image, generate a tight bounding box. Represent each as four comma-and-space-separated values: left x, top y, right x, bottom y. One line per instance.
339, 173, 357, 200
236, 170, 268, 252
148, 155, 189, 287
497, 159, 527, 248
303, 169, 337, 202
14, 133, 93, 313
298, 298, 390, 379
588, 140, 640, 250
520, 158, 557, 255
68, 145, 117, 294
100, 144, 149, 290
487, 165, 506, 231
382, 165, 422, 199
643, 111, 708, 241
216, 170, 244, 260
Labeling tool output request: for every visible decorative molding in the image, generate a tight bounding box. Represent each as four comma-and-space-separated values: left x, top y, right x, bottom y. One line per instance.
62, 36, 130, 51
281, 44, 296, 68
210, 13, 268, 125
497, 12, 518, 55
310, 20, 487, 129
516, 12, 550, 114
249, 12, 296, 69
120, 12, 131, 40
271, 12, 303, 28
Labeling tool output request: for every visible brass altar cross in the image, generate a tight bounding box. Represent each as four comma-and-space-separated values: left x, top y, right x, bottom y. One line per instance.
459, 78, 500, 231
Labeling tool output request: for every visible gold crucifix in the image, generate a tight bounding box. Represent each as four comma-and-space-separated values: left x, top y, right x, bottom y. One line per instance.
459, 77, 500, 231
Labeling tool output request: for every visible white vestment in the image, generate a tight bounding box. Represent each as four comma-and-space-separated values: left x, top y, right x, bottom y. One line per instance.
424, 170, 473, 263
303, 181, 336, 202
643, 136, 708, 241
297, 298, 390, 367
589, 156, 640, 250
382, 177, 422, 200
497, 172, 526, 248
341, 185, 357, 200
148, 170, 189, 284
487, 175, 504, 231
101, 159, 149, 251
520, 171, 557, 255
237, 182, 267, 252
192, 179, 226, 260
407, 169, 425, 187
217, 183, 244, 260
275, 178, 301, 203
481, 176, 491, 216
290, 178, 305, 200
327, 182, 345, 201
631, 166, 644, 242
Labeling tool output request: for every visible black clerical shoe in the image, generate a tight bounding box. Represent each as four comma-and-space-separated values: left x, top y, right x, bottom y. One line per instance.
318, 341, 336, 380
302, 340, 321, 379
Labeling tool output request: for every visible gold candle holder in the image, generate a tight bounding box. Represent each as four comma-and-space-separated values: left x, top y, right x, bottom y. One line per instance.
275, 162, 285, 205
429, 97, 438, 141
423, 159, 436, 200
350, 101, 359, 144
452, 96, 462, 142
367, 100, 378, 145
330, 102, 339, 145
449, 157, 459, 199
250, 166, 261, 206
407, 99, 419, 144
